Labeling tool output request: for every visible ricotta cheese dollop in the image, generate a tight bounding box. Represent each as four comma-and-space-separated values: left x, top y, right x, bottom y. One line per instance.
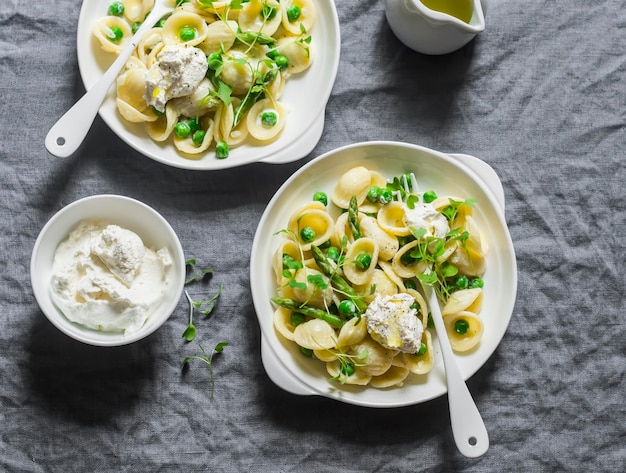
365, 293, 424, 354
403, 202, 449, 238
50, 220, 172, 334
145, 45, 209, 113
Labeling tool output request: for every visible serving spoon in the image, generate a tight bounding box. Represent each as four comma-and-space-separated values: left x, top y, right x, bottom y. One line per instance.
395, 173, 489, 458
45, 0, 173, 158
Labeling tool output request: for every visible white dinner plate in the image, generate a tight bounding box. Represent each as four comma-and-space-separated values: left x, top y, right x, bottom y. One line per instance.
250, 141, 518, 407
76, 0, 340, 170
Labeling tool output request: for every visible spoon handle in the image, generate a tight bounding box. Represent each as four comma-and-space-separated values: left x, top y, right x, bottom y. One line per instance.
427, 286, 489, 458
45, 3, 170, 158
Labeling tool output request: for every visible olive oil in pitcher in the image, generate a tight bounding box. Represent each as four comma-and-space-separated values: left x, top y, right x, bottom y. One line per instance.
420, 0, 473, 23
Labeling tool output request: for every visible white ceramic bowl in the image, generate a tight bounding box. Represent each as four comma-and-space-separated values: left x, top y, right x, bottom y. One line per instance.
250, 141, 518, 407
31, 195, 186, 346
75, 0, 341, 170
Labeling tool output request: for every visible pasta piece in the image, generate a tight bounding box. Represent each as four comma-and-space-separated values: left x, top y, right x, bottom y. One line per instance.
220, 49, 256, 95
444, 311, 483, 352
359, 215, 399, 261
343, 237, 379, 286
287, 208, 334, 252
92, 16, 133, 54
331, 166, 372, 209
123, 0, 154, 22
290, 268, 332, 309
350, 336, 395, 377
313, 349, 337, 362
116, 62, 159, 122
199, 20, 238, 54
354, 268, 397, 304
335, 316, 368, 348
272, 239, 301, 283
246, 99, 288, 141
162, 11, 209, 47
402, 330, 434, 374
329, 212, 352, 248
281, 0, 316, 36
405, 288, 429, 328
173, 116, 215, 155
293, 319, 336, 350
274, 35, 313, 75
170, 78, 219, 117
392, 240, 428, 278
326, 362, 371, 386
369, 365, 410, 389
238, 0, 282, 36
442, 288, 483, 316
377, 201, 411, 236
145, 105, 178, 141
358, 170, 387, 213
273, 306, 297, 341
136, 28, 165, 68
378, 260, 407, 293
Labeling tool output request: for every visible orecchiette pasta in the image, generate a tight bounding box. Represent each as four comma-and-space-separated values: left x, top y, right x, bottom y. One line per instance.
271, 165, 489, 388
92, 0, 315, 159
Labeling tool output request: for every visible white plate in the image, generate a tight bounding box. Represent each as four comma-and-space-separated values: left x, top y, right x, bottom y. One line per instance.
76, 0, 340, 170
250, 141, 517, 407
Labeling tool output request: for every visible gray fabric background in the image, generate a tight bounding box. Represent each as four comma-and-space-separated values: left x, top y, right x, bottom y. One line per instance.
1, 0, 624, 471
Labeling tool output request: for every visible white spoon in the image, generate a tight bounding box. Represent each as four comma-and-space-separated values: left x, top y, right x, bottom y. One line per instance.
45, 1, 173, 158
425, 284, 489, 458
394, 173, 488, 457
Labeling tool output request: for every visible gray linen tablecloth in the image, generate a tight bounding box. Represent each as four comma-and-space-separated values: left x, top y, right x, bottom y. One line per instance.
1, 1, 624, 471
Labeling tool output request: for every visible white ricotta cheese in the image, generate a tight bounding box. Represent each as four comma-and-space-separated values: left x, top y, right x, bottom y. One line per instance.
145, 45, 208, 113
365, 293, 424, 354
403, 202, 449, 238
50, 220, 172, 334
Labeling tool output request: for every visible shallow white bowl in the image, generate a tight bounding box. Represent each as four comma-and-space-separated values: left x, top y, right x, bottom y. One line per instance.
75, 0, 341, 170
250, 141, 518, 407
31, 195, 186, 346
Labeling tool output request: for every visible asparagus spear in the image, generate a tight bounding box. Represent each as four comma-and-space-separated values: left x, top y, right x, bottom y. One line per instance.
348, 195, 362, 240
310, 245, 368, 312
271, 297, 344, 328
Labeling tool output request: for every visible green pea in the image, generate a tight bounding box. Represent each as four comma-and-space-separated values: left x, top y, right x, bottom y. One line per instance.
416, 342, 427, 356
379, 189, 393, 204
290, 312, 306, 326
469, 277, 484, 288
132, 21, 142, 34
174, 121, 191, 139
325, 246, 340, 263
266, 48, 278, 60
454, 275, 469, 289
299, 346, 313, 357
151, 106, 164, 116
107, 25, 124, 43
341, 361, 355, 377
423, 190, 437, 203
261, 111, 278, 127
192, 130, 206, 146
179, 25, 196, 42
454, 319, 470, 335
354, 253, 372, 271
300, 226, 316, 243
207, 52, 222, 70
338, 300, 357, 318
366, 186, 382, 203
274, 54, 289, 70
108, 1, 125, 16
216, 141, 229, 159
287, 5, 302, 22
155, 19, 167, 28
313, 191, 328, 206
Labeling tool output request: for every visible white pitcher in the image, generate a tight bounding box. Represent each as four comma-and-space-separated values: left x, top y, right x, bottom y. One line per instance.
385, 0, 486, 55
